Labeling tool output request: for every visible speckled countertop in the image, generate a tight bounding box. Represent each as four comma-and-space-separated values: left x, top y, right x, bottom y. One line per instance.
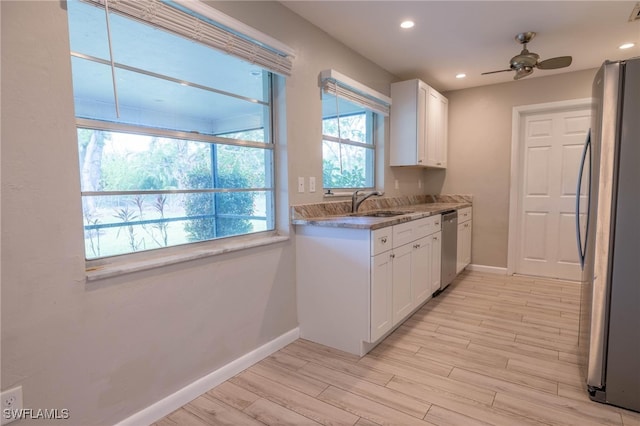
291, 194, 472, 230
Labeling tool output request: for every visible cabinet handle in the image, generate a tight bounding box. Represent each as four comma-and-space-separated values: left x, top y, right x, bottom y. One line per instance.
381, 237, 387, 244
435, 222, 440, 226
465, 223, 469, 228
414, 243, 421, 249
437, 162, 442, 165
433, 236, 438, 241
390, 253, 395, 259
418, 159, 423, 163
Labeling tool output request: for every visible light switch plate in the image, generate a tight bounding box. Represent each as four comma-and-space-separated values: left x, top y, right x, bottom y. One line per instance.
297, 177, 305, 193
309, 177, 316, 193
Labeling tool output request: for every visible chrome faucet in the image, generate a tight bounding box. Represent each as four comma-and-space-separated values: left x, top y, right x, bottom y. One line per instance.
351, 190, 383, 213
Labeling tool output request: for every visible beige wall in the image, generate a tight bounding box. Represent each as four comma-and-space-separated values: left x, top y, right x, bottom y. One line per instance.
212, 1, 427, 203
0, 1, 419, 425
424, 68, 597, 268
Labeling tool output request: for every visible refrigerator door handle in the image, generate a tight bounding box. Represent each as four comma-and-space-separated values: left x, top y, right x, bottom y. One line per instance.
575, 128, 592, 269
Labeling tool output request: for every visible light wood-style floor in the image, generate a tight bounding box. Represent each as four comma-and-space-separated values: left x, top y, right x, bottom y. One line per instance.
154, 271, 640, 425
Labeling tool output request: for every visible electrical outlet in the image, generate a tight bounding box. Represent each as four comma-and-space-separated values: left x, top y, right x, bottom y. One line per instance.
1, 386, 23, 425
297, 177, 305, 193
309, 177, 316, 193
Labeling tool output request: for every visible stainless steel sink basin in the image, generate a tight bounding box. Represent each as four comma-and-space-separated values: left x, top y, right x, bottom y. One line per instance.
356, 210, 412, 217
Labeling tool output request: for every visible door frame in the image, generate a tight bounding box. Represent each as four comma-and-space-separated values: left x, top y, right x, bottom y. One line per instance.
507, 98, 593, 276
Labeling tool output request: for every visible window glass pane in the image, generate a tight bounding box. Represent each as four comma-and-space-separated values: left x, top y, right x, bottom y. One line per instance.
67, 0, 110, 60
67, 0, 267, 102
322, 113, 368, 143
78, 129, 270, 192
82, 191, 269, 259
322, 140, 373, 189
71, 57, 269, 141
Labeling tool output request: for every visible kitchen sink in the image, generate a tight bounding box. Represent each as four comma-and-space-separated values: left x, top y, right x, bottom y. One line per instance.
356, 210, 412, 217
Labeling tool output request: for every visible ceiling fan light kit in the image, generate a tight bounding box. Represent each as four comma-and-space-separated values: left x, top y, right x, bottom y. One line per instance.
482, 31, 573, 80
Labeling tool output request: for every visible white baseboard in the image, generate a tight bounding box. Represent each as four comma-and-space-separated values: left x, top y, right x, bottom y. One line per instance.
115, 327, 300, 426
466, 264, 508, 275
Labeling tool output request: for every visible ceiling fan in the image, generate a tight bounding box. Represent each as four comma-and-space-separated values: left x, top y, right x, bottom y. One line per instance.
482, 32, 572, 80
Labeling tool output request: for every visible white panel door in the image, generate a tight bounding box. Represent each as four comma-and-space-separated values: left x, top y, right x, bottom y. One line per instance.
516, 108, 590, 280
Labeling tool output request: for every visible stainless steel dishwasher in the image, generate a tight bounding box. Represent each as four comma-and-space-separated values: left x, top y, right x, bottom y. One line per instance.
437, 210, 458, 294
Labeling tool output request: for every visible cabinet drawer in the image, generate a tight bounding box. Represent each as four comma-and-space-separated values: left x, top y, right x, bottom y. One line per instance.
458, 207, 472, 223
393, 221, 418, 247
413, 215, 441, 239
371, 227, 393, 256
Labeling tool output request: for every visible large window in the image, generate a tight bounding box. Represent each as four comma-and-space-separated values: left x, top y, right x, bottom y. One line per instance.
67, 0, 291, 259
320, 70, 391, 192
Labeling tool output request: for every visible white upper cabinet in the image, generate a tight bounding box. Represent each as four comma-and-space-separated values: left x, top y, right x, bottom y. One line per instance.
390, 79, 448, 169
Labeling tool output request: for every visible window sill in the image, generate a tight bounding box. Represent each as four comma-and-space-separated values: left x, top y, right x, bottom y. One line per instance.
85, 233, 289, 282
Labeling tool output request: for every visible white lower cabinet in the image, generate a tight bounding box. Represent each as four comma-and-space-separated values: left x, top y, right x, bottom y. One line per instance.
296, 214, 442, 356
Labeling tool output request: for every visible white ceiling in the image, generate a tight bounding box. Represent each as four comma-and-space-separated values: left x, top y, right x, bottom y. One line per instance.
280, 1, 640, 91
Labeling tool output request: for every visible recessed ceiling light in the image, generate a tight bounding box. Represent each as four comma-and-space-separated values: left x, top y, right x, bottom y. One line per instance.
619, 42, 635, 49
455, 73, 467, 79
400, 20, 415, 29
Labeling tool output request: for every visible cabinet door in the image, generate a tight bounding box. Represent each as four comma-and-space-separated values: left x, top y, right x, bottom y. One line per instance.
370, 252, 393, 342
412, 237, 431, 306
426, 88, 448, 168
457, 222, 472, 273
417, 82, 428, 165
430, 231, 442, 293
457, 223, 465, 274
392, 243, 413, 324
462, 221, 472, 268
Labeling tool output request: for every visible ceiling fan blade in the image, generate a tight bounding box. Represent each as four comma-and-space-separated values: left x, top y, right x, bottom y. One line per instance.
537, 56, 572, 70
481, 69, 512, 75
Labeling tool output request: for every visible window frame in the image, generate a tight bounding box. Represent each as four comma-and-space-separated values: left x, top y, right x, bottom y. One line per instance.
68, 0, 281, 262
319, 69, 390, 194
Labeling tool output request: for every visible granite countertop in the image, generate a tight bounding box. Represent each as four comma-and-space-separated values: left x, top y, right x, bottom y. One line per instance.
291, 195, 472, 230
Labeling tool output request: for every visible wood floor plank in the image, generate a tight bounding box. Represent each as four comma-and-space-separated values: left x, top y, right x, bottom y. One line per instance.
507, 357, 584, 388
298, 361, 431, 418
493, 392, 621, 426
466, 338, 559, 362
205, 381, 261, 411
282, 343, 394, 387
386, 376, 542, 426
251, 358, 329, 397
244, 398, 322, 425
184, 395, 265, 426
231, 370, 359, 426
268, 350, 310, 371
621, 410, 640, 426
423, 405, 494, 426
167, 408, 215, 426
367, 344, 454, 377
354, 417, 381, 426
317, 385, 434, 426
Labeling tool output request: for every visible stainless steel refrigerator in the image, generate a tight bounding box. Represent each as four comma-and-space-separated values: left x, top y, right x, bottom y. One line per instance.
576, 57, 639, 412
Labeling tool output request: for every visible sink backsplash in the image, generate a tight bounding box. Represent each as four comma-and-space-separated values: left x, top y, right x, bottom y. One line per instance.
291, 194, 472, 220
